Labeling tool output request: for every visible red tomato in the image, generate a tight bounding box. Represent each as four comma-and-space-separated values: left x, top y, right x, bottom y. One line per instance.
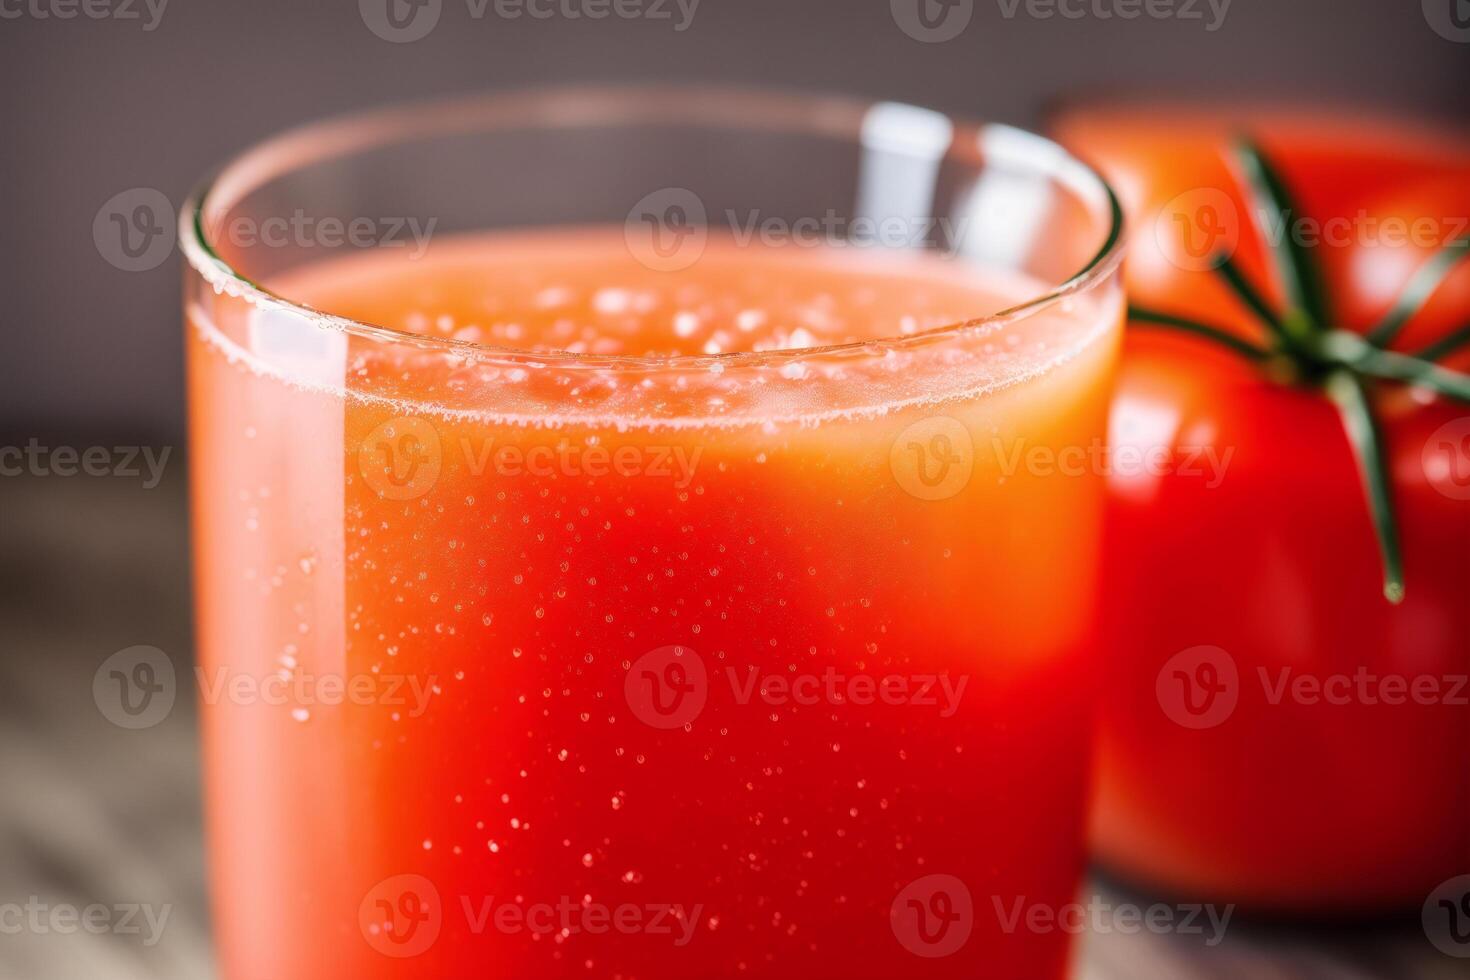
1054, 106, 1470, 913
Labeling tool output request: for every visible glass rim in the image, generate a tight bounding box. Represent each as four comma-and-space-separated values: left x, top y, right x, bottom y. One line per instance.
180, 85, 1127, 370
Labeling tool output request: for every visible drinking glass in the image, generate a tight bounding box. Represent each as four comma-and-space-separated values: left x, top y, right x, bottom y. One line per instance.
182, 87, 1125, 980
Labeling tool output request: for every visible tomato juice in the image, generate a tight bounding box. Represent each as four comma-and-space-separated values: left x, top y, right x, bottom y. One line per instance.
187, 227, 1123, 978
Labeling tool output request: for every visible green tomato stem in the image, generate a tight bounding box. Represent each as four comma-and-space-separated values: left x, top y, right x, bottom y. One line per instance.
1129, 307, 1272, 361
1414, 322, 1470, 363
1231, 138, 1330, 330
1323, 371, 1406, 605
1135, 141, 1468, 605
1211, 251, 1287, 342
1366, 238, 1470, 348
1319, 331, 1470, 401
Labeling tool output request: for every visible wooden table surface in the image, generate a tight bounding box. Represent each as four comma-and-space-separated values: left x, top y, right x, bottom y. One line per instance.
0, 470, 1455, 979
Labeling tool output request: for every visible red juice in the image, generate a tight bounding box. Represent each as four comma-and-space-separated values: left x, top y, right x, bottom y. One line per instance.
187, 229, 1122, 978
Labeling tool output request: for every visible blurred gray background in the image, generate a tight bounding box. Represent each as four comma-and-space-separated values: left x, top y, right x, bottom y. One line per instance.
1, 0, 1467, 443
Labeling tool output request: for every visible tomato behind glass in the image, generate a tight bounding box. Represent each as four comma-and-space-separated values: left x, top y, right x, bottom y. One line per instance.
1055, 106, 1470, 913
